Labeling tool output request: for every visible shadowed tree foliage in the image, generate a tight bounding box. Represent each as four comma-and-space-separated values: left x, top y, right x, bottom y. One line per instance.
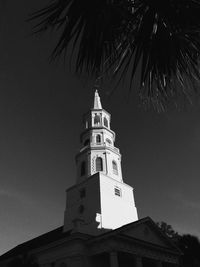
158, 221, 200, 267
178, 234, 200, 267
157, 221, 179, 239
30, 0, 200, 109
7, 254, 39, 267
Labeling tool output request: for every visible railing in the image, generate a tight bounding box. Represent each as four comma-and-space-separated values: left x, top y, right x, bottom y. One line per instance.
89, 142, 119, 153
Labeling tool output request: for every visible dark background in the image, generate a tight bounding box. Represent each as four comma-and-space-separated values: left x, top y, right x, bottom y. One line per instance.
0, 0, 200, 254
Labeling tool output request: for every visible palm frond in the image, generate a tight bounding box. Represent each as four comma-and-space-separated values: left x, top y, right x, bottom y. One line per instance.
30, 0, 200, 109
30, 0, 129, 74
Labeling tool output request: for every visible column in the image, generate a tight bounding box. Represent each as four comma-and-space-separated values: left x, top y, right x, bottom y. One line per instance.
109, 251, 119, 267
135, 256, 143, 267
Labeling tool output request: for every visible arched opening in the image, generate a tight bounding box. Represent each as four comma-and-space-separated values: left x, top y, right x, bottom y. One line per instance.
96, 134, 101, 144
94, 114, 101, 126
96, 157, 103, 172
104, 117, 108, 127
81, 161, 86, 176
112, 160, 118, 175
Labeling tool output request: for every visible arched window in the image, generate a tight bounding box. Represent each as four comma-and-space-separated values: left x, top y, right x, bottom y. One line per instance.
96, 134, 101, 144
81, 161, 86, 176
112, 160, 118, 175
94, 114, 101, 126
96, 157, 103, 172
84, 139, 90, 146
104, 117, 108, 127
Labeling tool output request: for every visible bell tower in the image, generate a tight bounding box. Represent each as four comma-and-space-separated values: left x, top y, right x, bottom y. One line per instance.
64, 90, 138, 234
76, 90, 123, 184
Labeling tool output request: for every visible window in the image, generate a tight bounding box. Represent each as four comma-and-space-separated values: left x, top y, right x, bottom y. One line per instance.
81, 161, 86, 176
96, 157, 103, 172
96, 134, 101, 144
94, 114, 101, 126
114, 187, 121, 197
104, 117, 108, 127
80, 188, 86, 198
112, 160, 118, 175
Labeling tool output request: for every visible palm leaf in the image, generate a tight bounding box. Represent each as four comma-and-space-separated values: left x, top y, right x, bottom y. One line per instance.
30, 0, 200, 108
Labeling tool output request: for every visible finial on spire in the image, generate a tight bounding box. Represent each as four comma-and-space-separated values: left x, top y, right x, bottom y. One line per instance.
93, 89, 102, 109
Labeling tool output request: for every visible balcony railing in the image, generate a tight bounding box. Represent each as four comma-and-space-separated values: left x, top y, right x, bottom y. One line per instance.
90, 142, 119, 153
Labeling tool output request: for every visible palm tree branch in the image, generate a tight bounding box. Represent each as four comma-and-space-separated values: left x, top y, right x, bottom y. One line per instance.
30, 0, 200, 108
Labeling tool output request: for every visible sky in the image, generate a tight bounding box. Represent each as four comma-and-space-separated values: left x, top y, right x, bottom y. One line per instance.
0, 0, 200, 255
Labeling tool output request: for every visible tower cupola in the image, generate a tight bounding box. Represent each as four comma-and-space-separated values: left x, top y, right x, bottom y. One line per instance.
83, 90, 111, 130
76, 90, 122, 184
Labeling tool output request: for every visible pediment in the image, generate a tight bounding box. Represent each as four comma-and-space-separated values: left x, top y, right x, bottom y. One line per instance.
117, 217, 179, 251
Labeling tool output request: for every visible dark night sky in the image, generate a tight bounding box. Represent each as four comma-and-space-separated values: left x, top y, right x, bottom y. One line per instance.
0, 0, 200, 255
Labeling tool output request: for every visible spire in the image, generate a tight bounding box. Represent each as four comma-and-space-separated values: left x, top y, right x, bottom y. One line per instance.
93, 90, 102, 109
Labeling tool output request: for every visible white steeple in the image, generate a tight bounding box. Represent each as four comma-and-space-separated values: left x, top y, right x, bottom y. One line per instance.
93, 90, 102, 109
64, 90, 138, 234
74, 90, 121, 183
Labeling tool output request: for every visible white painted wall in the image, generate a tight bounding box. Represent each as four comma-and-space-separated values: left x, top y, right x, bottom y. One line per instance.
64, 173, 138, 234
99, 173, 138, 230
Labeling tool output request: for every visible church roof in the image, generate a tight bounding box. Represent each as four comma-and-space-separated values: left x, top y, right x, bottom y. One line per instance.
0, 217, 182, 261
0, 226, 71, 261
88, 217, 182, 255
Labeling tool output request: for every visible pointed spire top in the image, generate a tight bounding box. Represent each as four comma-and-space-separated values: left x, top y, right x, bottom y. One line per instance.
93, 89, 102, 109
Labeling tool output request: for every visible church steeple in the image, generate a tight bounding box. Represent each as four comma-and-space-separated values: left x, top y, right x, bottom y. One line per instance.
64, 90, 138, 234
75, 90, 121, 183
